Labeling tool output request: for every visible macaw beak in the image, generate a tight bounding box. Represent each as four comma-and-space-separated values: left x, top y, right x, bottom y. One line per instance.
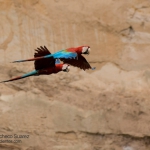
66, 66, 70, 72
87, 47, 90, 55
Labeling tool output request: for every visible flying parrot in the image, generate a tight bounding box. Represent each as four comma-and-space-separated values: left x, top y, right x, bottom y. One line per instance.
0, 46, 70, 83
12, 46, 95, 70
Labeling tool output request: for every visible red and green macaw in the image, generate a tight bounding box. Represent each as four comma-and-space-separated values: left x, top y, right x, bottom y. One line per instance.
12, 46, 95, 70
0, 46, 70, 83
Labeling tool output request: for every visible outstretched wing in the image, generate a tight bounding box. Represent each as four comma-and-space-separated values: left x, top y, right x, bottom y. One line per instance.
60, 55, 93, 70
34, 46, 55, 70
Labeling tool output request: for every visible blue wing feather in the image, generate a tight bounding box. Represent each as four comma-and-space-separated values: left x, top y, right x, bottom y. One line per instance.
51, 50, 77, 59
55, 59, 61, 64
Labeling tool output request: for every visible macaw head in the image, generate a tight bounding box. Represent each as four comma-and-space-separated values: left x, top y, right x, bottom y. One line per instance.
81, 46, 90, 55
62, 64, 70, 72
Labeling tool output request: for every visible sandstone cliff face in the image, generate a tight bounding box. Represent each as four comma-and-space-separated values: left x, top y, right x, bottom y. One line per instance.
0, 0, 150, 150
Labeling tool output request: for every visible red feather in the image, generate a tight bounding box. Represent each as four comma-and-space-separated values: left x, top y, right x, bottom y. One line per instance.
38, 64, 63, 75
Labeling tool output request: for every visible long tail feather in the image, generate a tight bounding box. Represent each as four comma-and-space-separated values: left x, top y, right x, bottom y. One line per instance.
11, 56, 49, 63
0, 70, 38, 83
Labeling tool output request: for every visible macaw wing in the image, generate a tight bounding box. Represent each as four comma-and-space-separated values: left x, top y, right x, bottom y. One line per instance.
34, 46, 55, 70
51, 50, 77, 59
60, 55, 92, 70
34, 46, 51, 57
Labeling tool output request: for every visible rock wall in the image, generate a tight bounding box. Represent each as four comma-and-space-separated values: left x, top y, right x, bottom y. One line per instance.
0, 0, 150, 150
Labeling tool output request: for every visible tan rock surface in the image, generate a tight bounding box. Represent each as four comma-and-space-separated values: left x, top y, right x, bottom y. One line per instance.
0, 0, 150, 150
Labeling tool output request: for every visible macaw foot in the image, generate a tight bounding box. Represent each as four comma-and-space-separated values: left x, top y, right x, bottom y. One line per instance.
91, 67, 96, 70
